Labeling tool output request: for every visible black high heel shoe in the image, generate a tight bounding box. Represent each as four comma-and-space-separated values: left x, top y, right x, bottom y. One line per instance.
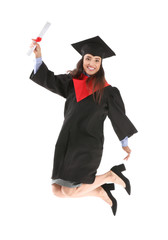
101, 183, 117, 216
110, 164, 131, 195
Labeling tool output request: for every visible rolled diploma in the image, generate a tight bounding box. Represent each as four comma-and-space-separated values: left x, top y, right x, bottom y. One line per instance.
27, 22, 51, 56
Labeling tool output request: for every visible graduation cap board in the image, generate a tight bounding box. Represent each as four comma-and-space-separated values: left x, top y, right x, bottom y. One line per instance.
71, 36, 115, 59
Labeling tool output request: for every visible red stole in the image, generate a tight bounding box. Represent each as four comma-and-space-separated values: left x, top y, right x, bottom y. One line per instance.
72, 73, 110, 102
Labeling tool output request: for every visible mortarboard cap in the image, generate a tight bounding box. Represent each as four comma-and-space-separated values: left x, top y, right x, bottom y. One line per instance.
71, 36, 115, 59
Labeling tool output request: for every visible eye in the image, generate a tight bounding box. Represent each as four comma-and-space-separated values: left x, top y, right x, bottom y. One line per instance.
95, 59, 100, 62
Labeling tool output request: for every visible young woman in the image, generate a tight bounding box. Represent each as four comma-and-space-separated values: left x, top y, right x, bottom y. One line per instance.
29, 36, 137, 215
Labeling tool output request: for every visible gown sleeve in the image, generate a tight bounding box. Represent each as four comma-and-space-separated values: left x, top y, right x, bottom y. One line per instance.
107, 86, 138, 141
29, 61, 72, 98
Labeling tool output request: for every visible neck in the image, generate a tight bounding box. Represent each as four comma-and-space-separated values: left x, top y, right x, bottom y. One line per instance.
83, 70, 90, 77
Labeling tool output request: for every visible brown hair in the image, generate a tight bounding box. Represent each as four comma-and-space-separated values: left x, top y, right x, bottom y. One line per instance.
68, 57, 106, 104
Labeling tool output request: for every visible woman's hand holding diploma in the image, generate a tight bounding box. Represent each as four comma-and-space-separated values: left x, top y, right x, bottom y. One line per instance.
30, 42, 42, 58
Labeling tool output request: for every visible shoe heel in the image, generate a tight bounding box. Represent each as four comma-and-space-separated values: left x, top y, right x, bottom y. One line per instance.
107, 183, 115, 191
116, 164, 126, 172
101, 183, 115, 191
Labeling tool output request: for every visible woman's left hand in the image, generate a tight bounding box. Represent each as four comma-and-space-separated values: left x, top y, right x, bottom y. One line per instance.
122, 146, 131, 161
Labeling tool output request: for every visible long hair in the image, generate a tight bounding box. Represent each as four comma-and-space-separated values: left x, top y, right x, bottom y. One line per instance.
68, 58, 106, 104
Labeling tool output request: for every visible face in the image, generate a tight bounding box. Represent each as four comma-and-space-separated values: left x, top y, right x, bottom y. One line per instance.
83, 54, 102, 75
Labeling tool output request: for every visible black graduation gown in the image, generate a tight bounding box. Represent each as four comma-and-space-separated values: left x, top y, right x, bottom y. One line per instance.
29, 62, 138, 184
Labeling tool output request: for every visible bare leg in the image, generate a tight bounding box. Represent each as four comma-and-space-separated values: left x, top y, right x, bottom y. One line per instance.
52, 184, 67, 198
52, 184, 112, 206
61, 170, 125, 198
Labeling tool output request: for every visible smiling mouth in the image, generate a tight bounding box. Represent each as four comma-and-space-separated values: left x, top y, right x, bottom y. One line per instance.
88, 66, 95, 71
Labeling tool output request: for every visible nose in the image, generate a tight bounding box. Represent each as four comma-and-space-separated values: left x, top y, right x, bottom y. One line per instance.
89, 59, 95, 67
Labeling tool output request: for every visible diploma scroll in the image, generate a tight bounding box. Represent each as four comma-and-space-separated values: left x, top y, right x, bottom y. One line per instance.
27, 22, 51, 56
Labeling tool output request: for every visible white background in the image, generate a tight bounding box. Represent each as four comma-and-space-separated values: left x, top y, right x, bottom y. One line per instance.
1, 0, 168, 239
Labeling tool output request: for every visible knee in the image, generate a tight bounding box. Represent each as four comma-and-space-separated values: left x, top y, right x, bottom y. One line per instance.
61, 186, 76, 197
52, 184, 61, 196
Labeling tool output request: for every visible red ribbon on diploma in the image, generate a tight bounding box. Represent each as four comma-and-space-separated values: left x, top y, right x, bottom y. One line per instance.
32, 37, 42, 42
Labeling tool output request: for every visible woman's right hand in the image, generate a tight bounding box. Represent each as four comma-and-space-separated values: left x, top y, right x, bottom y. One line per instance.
30, 42, 42, 58
122, 146, 131, 161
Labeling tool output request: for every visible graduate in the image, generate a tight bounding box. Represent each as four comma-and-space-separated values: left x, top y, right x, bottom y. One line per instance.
29, 36, 138, 215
